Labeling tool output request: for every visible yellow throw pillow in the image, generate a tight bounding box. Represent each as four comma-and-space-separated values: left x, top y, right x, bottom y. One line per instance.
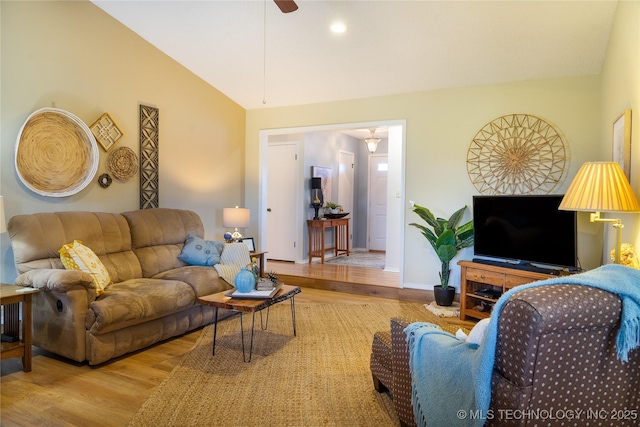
59, 240, 112, 296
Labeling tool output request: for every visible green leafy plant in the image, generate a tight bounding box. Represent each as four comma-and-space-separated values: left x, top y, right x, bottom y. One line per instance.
409, 203, 474, 288
325, 201, 341, 209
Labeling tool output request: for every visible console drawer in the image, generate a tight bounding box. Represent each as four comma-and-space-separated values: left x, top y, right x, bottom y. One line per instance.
466, 268, 504, 286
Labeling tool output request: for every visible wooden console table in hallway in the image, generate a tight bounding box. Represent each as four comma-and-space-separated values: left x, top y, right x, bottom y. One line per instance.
307, 218, 350, 264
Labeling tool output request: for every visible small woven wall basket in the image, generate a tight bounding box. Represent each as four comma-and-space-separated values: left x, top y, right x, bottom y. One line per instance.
108, 147, 139, 181
15, 108, 99, 197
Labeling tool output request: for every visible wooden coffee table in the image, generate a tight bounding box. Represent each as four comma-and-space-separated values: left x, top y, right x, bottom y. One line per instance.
198, 284, 300, 362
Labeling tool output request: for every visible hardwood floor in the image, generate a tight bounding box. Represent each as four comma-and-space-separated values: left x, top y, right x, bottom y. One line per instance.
0, 277, 421, 427
268, 259, 431, 302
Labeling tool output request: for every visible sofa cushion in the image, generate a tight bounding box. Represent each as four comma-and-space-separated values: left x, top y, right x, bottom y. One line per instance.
178, 234, 224, 266
153, 266, 232, 297
86, 278, 196, 335
8, 211, 137, 276
122, 208, 205, 278
59, 240, 112, 296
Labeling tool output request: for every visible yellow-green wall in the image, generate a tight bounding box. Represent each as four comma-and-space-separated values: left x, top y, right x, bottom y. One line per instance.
600, 0, 640, 263
245, 0, 639, 289
247, 76, 603, 289
2, 1, 638, 289
0, 1, 246, 282
245, 1, 640, 288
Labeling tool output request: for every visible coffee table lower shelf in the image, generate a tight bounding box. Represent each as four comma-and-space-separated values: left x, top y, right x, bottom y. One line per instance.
197, 284, 300, 362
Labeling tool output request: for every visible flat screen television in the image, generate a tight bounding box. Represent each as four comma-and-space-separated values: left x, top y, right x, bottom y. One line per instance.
472, 195, 578, 270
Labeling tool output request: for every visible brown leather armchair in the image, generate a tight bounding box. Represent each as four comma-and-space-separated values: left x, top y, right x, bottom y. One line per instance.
371, 284, 640, 426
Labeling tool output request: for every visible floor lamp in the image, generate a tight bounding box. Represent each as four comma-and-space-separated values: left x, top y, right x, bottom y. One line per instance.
559, 162, 640, 264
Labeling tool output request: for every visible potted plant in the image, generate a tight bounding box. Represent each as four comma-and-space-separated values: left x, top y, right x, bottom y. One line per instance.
325, 202, 342, 214
409, 203, 474, 306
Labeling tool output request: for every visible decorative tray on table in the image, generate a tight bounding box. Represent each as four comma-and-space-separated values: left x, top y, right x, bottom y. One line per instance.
325, 213, 349, 219
228, 283, 282, 299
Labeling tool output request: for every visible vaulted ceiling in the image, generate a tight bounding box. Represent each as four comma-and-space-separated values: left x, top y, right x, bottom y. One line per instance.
93, 0, 617, 111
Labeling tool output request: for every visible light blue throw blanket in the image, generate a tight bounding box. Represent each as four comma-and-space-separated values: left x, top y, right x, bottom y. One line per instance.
405, 264, 640, 427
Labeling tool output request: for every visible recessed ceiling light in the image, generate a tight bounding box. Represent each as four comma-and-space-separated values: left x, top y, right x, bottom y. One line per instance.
330, 22, 348, 34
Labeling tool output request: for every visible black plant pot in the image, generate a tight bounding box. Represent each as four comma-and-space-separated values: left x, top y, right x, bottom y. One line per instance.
433, 286, 455, 306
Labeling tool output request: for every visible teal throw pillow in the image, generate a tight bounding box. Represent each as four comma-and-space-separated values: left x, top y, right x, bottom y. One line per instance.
178, 234, 223, 266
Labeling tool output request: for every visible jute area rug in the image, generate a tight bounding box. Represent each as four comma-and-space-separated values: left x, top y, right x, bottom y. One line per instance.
128, 302, 464, 427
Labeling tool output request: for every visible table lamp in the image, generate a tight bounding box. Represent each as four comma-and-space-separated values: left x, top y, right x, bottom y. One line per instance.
223, 206, 250, 242
559, 162, 640, 264
311, 177, 322, 220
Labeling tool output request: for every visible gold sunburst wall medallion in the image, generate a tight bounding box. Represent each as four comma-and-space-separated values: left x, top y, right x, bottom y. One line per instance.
466, 114, 568, 194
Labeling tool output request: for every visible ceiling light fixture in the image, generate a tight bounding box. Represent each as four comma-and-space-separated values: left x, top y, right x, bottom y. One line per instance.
364, 128, 381, 154
330, 22, 348, 34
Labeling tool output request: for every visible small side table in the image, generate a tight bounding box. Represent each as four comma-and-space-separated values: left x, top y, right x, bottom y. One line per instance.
1, 284, 40, 372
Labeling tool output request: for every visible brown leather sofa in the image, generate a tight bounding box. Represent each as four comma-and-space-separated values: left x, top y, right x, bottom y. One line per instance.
8, 208, 233, 365
371, 284, 640, 426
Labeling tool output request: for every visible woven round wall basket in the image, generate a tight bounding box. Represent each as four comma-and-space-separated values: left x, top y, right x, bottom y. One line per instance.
15, 108, 99, 197
108, 147, 138, 180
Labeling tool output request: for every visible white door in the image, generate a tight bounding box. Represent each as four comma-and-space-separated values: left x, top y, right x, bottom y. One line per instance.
267, 143, 298, 261
338, 151, 355, 249
369, 155, 388, 251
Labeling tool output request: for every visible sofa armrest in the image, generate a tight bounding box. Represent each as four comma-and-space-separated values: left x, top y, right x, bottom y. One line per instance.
390, 314, 471, 427
390, 316, 418, 427
15, 269, 97, 294
14, 269, 97, 362
494, 284, 622, 387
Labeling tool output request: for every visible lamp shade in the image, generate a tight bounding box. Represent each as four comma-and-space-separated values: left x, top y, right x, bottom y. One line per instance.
364, 128, 380, 154
311, 177, 322, 189
365, 138, 380, 153
223, 206, 250, 228
559, 162, 640, 212
0, 196, 5, 233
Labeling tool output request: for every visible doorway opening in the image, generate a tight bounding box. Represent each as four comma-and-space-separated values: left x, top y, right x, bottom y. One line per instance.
258, 120, 406, 287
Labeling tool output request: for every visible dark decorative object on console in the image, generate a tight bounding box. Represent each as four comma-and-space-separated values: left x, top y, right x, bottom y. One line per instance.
311, 177, 322, 220
325, 213, 349, 219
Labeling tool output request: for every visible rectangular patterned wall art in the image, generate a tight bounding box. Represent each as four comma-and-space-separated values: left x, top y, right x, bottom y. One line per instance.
139, 105, 159, 209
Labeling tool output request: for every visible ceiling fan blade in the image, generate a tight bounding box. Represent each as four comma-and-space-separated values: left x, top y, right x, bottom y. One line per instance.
274, 0, 298, 13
